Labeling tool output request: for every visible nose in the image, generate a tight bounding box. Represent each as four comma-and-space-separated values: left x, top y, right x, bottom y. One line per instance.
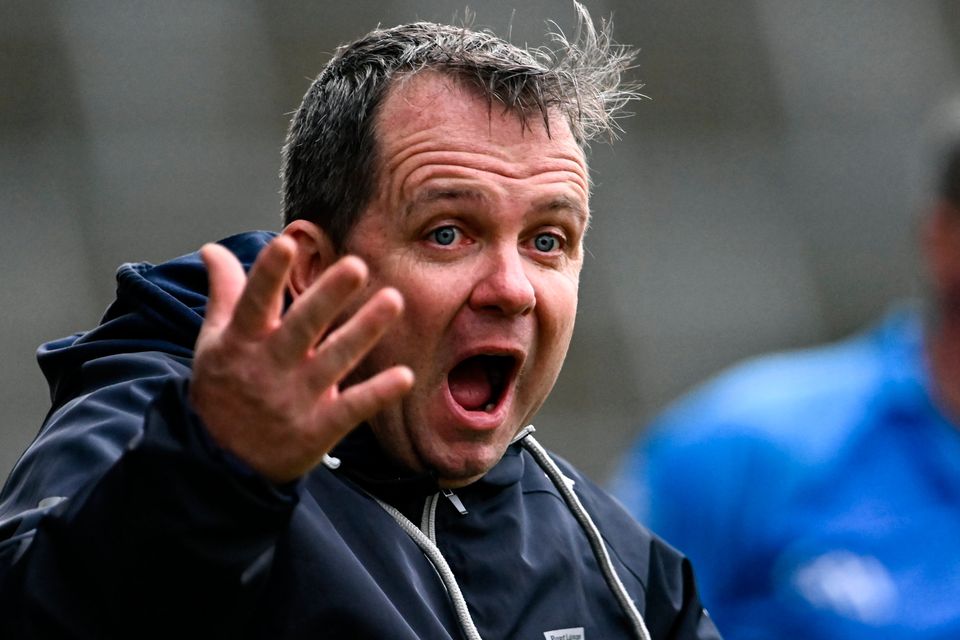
468, 246, 536, 316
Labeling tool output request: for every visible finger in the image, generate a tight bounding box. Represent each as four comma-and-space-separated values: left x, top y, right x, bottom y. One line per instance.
303, 287, 405, 391
229, 235, 297, 340
200, 243, 247, 332
268, 255, 368, 367
319, 365, 415, 441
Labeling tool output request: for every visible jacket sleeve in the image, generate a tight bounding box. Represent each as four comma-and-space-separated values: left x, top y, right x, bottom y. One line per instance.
0, 355, 297, 638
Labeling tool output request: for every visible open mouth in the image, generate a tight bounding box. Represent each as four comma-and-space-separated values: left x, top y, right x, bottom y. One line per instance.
447, 354, 517, 413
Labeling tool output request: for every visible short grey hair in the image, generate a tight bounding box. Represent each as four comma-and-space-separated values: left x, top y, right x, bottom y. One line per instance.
280, 2, 641, 248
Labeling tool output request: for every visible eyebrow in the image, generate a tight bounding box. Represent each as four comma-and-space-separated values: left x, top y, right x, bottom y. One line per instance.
534, 195, 590, 226
404, 188, 488, 217
404, 187, 589, 225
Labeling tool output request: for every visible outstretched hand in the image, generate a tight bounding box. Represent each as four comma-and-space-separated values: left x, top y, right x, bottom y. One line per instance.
189, 235, 414, 484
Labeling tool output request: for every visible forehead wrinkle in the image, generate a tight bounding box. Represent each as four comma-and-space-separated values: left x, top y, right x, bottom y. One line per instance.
377, 109, 588, 181
392, 150, 589, 196
376, 73, 587, 172
386, 141, 574, 179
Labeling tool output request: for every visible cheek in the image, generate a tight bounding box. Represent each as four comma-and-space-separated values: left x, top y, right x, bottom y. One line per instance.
536, 281, 579, 351
392, 271, 463, 338
365, 252, 445, 313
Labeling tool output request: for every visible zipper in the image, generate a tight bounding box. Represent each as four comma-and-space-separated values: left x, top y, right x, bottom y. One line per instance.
442, 488, 468, 515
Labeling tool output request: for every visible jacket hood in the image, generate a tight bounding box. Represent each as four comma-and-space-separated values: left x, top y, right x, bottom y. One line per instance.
38, 231, 277, 411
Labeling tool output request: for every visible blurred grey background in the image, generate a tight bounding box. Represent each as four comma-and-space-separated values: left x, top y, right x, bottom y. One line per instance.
2, 0, 959, 484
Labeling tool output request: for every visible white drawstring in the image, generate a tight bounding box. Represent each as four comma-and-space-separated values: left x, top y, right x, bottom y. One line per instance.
373, 497, 483, 640
519, 428, 653, 640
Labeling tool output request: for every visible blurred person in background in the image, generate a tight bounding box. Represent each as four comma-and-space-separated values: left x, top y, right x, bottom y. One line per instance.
0, 7, 720, 640
610, 100, 960, 639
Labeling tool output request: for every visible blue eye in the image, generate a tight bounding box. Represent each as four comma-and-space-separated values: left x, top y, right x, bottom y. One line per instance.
431, 226, 458, 246
534, 233, 559, 252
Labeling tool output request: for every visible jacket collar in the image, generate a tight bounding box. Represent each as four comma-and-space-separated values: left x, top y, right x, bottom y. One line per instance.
329, 424, 527, 517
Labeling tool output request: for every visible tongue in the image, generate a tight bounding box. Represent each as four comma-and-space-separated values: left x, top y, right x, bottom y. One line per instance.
448, 358, 493, 411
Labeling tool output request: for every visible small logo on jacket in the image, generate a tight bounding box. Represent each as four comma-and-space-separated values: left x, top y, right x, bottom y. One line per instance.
544, 627, 584, 640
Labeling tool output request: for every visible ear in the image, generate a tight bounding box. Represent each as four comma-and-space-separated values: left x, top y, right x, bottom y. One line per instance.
281, 220, 337, 299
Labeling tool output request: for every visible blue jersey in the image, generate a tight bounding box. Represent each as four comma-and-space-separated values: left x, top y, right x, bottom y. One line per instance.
611, 307, 960, 639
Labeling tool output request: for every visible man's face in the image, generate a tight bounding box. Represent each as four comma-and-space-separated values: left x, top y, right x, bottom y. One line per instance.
343, 73, 589, 487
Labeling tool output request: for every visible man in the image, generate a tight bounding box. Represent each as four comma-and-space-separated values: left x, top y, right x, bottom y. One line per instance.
611, 111, 960, 638
0, 8, 719, 639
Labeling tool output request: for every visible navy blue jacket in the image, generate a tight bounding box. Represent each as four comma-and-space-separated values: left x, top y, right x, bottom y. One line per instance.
0, 232, 720, 639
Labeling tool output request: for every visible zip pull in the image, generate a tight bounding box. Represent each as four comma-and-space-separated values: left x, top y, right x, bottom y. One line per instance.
441, 488, 468, 515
